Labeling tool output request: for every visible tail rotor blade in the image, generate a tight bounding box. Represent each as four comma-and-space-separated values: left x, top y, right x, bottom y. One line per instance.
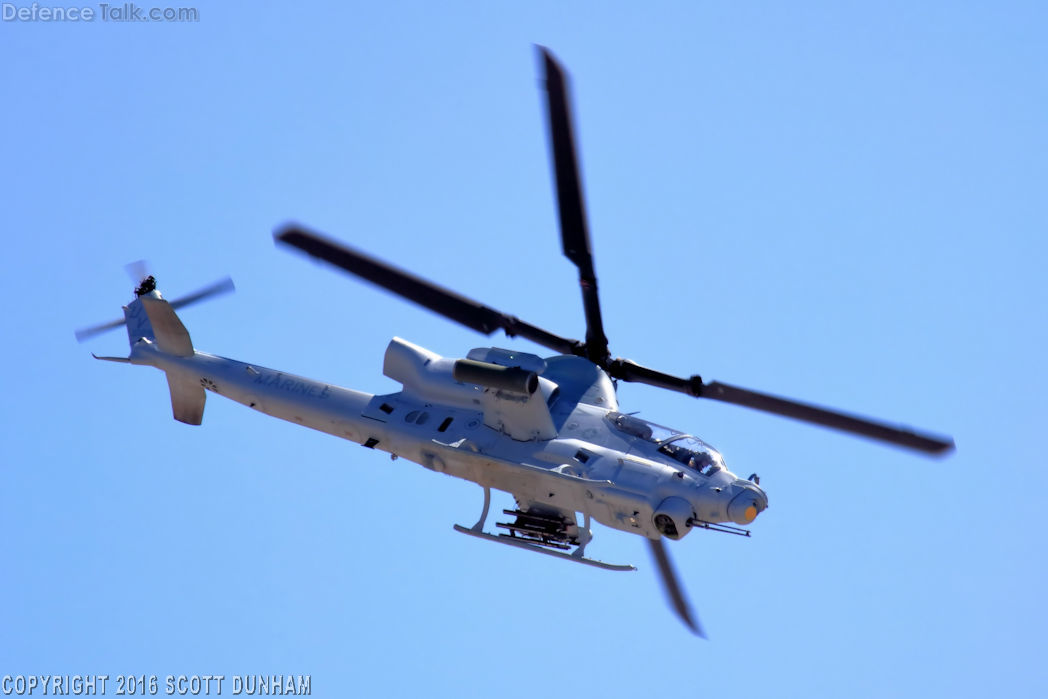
124, 259, 151, 284
75, 317, 129, 343
648, 538, 705, 638
75, 276, 235, 343
169, 276, 236, 311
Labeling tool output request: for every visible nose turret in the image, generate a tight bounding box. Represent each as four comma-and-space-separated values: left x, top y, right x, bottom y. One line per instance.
726, 480, 768, 525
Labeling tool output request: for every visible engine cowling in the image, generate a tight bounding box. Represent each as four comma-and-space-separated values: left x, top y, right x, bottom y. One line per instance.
453, 359, 538, 395
653, 497, 694, 540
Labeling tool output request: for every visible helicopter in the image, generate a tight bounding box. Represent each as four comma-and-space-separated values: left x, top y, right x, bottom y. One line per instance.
76, 47, 954, 637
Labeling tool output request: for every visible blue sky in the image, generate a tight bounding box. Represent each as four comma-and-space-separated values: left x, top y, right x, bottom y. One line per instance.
2, 1, 1045, 696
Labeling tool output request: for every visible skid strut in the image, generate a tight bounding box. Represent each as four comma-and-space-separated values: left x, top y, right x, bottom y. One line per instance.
467, 487, 492, 533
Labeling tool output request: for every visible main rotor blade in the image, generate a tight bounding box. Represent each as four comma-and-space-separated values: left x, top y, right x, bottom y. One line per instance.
648, 538, 705, 638
275, 225, 582, 356
539, 46, 609, 366
701, 380, 955, 453
608, 358, 954, 455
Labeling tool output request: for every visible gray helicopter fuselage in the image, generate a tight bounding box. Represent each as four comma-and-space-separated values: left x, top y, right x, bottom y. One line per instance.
132, 330, 767, 541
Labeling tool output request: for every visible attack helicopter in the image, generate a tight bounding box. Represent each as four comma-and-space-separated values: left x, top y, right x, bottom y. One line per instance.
76, 47, 954, 637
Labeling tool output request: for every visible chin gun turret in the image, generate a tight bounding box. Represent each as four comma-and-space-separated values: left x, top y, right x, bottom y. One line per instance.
653, 497, 694, 540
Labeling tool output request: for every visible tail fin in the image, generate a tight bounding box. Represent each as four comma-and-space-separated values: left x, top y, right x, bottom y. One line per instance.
125, 292, 206, 425
166, 371, 206, 425
78, 273, 234, 427
125, 292, 194, 357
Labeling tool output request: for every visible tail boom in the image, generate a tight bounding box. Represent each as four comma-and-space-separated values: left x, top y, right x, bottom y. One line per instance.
91, 288, 376, 438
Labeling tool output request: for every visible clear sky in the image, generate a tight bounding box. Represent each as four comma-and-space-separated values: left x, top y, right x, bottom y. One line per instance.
2, 1, 1045, 697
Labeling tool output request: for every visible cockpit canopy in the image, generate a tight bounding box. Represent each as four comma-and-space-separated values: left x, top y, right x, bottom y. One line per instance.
657, 435, 726, 475
606, 412, 727, 476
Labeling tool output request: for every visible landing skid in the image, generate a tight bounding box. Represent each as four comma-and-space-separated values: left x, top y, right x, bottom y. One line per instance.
454, 486, 636, 572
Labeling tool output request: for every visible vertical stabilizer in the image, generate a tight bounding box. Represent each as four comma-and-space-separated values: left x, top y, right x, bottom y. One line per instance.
123, 295, 155, 347
140, 295, 194, 357
124, 291, 204, 424
167, 372, 206, 425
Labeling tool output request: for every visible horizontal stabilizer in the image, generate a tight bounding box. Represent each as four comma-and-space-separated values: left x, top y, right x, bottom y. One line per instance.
92, 353, 131, 364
